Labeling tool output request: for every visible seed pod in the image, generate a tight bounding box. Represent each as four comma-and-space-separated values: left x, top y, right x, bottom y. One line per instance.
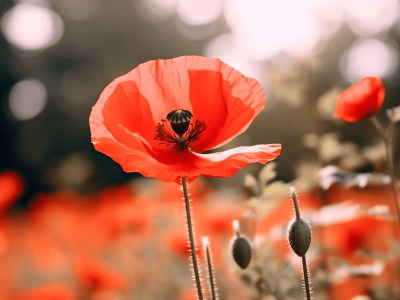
287, 217, 311, 257
167, 109, 193, 135
232, 236, 252, 269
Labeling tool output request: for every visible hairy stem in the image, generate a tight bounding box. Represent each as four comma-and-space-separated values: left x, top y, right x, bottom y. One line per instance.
182, 177, 204, 300
204, 238, 218, 300
290, 186, 301, 220
302, 255, 311, 300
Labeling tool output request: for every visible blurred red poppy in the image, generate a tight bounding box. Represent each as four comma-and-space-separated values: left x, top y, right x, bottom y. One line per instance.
74, 256, 127, 291
0, 170, 23, 213
90, 56, 281, 182
10, 283, 76, 300
335, 77, 385, 122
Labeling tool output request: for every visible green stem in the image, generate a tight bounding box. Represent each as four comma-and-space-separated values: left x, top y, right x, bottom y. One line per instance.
182, 177, 204, 300
302, 255, 311, 300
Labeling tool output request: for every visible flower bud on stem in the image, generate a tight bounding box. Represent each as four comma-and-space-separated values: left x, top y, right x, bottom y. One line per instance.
231, 220, 252, 270
287, 187, 312, 300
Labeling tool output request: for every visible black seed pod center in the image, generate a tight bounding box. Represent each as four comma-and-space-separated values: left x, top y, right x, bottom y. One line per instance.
154, 109, 206, 150
167, 109, 193, 135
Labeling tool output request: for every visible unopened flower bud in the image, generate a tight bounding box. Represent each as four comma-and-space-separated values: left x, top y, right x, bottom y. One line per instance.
232, 236, 252, 269
287, 217, 311, 257
231, 220, 252, 269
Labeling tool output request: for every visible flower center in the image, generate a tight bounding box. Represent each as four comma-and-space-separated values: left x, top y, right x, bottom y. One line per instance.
155, 109, 206, 150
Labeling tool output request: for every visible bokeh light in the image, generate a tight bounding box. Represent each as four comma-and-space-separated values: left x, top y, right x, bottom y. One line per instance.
340, 38, 398, 82
8, 79, 47, 121
175, 21, 217, 40
134, 0, 177, 22
205, 34, 263, 82
1, 3, 64, 52
175, 0, 223, 26
308, 0, 344, 38
223, 0, 323, 60
344, 0, 400, 36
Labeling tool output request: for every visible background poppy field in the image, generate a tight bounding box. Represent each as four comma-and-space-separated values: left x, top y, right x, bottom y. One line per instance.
0, 0, 400, 299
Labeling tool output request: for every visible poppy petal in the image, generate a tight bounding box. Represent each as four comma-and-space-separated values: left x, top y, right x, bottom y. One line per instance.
188, 66, 265, 152
93, 137, 280, 183
190, 144, 281, 180
91, 77, 166, 152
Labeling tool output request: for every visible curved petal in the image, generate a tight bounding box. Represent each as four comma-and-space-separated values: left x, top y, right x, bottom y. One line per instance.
92, 137, 280, 183
123, 56, 231, 123
190, 144, 281, 180
103, 82, 159, 148
92, 77, 173, 152
188, 67, 265, 152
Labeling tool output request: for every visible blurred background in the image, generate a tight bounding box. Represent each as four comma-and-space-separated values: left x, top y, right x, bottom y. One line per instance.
1, 1, 400, 299
1, 0, 400, 205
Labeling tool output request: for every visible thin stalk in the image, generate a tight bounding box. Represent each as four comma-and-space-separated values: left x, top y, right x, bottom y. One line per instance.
386, 122, 400, 222
290, 186, 301, 220
370, 117, 400, 223
203, 237, 218, 300
301, 255, 311, 300
181, 177, 204, 300
371, 116, 388, 142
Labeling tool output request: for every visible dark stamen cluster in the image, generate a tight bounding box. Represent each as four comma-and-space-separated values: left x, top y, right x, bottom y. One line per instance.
184, 120, 206, 145
154, 109, 206, 150
154, 119, 179, 145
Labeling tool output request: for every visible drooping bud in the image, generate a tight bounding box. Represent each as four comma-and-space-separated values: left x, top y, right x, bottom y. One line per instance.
231, 220, 252, 269
167, 109, 193, 135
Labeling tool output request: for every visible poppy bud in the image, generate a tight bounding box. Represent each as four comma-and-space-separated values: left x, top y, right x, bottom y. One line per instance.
232, 236, 252, 269
287, 217, 311, 257
231, 221, 252, 269
167, 109, 193, 135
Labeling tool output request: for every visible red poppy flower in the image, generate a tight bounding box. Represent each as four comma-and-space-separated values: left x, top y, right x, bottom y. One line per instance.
335, 77, 385, 122
90, 56, 281, 182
